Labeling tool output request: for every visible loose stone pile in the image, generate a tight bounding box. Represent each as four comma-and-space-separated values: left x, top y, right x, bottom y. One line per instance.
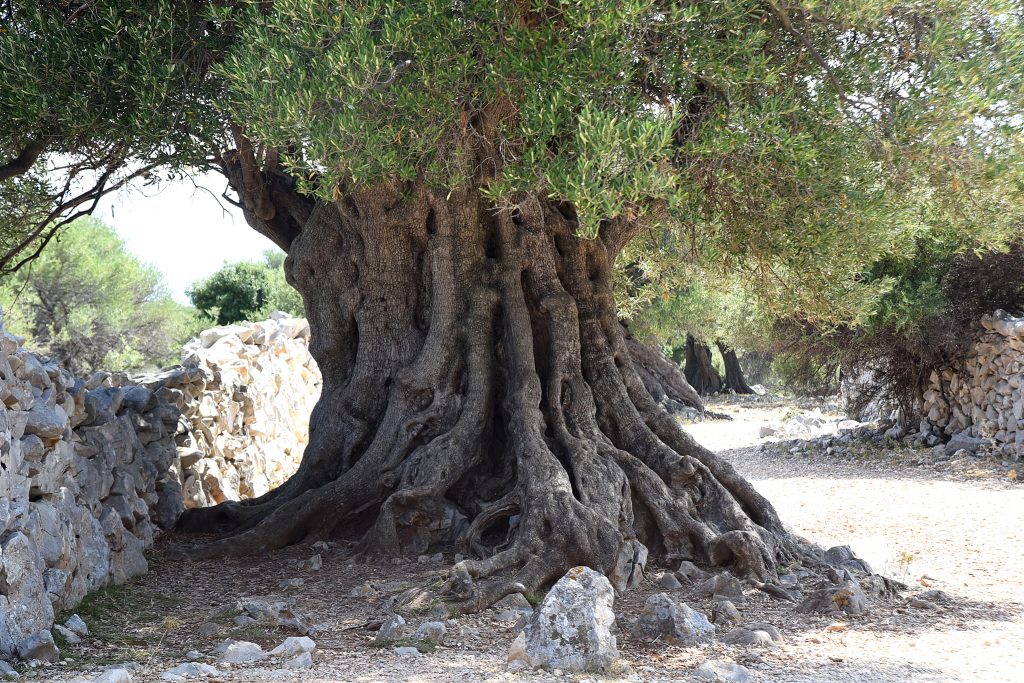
921, 310, 1024, 457
137, 313, 321, 507
0, 313, 322, 664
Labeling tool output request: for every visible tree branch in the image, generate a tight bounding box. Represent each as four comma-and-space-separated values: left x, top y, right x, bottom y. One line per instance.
215, 126, 313, 252
0, 138, 46, 181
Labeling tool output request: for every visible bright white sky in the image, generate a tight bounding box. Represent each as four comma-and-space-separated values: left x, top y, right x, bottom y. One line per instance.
94, 171, 278, 303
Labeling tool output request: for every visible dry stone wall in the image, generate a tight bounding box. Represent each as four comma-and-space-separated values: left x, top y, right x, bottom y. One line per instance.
0, 328, 181, 662
921, 310, 1024, 456
0, 313, 320, 663
139, 313, 320, 509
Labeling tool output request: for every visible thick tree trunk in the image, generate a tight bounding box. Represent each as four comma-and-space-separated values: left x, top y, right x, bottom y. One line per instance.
176, 186, 802, 610
684, 334, 723, 396
717, 341, 754, 394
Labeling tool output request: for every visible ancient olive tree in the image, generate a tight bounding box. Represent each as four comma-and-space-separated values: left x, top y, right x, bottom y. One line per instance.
3, 1, 1023, 608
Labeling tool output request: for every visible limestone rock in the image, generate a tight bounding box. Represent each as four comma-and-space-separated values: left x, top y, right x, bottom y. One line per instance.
723, 622, 782, 647
269, 636, 315, 657
14, 631, 58, 663
52, 624, 81, 645
694, 573, 746, 604
375, 615, 409, 644
692, 659, 753, 682
23, 402, 65, 439
284, 652, 313, 669
161, 662, 219, 679
212, 639, 268, 664
94, 668, 133, 683
414, 621, 447, 645
505, 566, 620, 673
1, 533, 55, 660
63, 615, 88, 637
676, 561, 710, 584
797, 579, 868, 616
659, 572, 683, 590
631, 593, 715, 646
711, 599, 741, 627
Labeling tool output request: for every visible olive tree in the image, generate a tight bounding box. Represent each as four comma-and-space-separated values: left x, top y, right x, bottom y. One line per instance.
2, 0, 1022, 608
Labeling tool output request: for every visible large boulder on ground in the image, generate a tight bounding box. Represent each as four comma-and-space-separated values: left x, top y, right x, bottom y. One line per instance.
375, 615, 409, 644
14, 631, 58, 664
212, 639, 267, 664
694, 573, 746, 604
722, 621, 783, 648
506, 567, 621, 673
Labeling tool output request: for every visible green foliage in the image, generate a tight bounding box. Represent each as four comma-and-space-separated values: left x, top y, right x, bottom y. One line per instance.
2, 0, 1023, 338
0, 218, 199, 374
187, 251, 303, 325
773, 238, 1024, 406
214, 0, 1024, 286
628, 273, 769, 351
0, 1, 225, 264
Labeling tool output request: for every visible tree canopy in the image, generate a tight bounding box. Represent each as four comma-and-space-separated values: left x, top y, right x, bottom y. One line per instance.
2, 1, 1022, 307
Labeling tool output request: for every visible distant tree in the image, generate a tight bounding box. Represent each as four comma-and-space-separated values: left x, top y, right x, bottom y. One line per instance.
186, 251, 303, 326
629, 277, 766, 395
187, 262, 271, 326
0, 217, 198, 374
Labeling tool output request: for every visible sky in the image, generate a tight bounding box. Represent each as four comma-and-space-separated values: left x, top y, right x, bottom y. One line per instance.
95, 171, 278, 303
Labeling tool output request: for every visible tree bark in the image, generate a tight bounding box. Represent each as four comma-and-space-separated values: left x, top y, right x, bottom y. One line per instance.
684, 334, 723, 396
717, 341, 755, 394
176, 186, 802, 610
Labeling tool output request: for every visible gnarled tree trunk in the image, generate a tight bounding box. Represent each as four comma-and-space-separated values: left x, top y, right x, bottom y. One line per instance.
717, 341, 754, 394
684, 334, 723, 396
177, 184, 801, 610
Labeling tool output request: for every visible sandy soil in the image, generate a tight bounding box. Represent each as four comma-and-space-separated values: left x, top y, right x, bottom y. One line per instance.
32, 398, 1024, 683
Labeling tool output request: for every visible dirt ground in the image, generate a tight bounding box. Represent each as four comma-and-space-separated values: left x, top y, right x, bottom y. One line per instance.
31, 398, 1024, 683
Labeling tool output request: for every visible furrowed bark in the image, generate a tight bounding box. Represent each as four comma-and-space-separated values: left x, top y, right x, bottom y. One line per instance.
626, 330, 705, 414
685, 334, 723, 395
718, 341, 755, 394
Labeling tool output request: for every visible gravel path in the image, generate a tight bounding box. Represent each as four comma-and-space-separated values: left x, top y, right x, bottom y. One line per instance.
691, 401, 1024, 683
38, 400, 1023, 683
